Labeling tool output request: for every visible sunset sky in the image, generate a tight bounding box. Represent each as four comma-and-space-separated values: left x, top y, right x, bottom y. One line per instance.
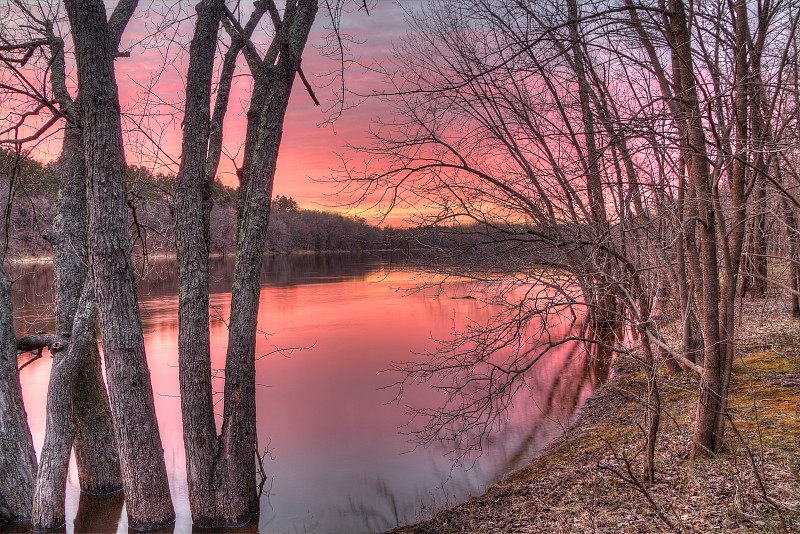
3, 1, 423, 225
112, 0, 422, 225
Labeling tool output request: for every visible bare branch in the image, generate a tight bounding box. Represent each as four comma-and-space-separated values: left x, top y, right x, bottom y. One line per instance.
107, 0, 140, 49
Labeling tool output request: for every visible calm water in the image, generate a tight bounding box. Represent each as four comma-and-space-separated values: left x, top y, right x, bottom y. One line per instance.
11, 254, 603, 533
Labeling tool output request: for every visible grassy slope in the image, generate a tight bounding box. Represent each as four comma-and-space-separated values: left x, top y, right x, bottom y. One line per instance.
393, 299, 800, 533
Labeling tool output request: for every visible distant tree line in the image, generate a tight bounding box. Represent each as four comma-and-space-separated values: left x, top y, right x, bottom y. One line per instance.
0, 149, 385, 257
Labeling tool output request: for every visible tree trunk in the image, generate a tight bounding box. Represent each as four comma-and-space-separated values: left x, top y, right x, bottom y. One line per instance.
217, 1, 318, 523
71, 345, 121, 495
0, 265, 37, 523
710, 0, 754, 451
667, 0, 725, 459
64, 0, 174, 528
175, 0, 317, 526
174, 0, 223, 524
782, 195, 800, 316
31, 283, 97, 530
640, 329, 660, 484
752, 179, 768, 298
675, 157, 705, 368
53, 124, 120, 495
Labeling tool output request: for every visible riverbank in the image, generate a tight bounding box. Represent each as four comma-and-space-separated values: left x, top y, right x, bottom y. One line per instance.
393, 298, 800, 532
4, 248, 396, 265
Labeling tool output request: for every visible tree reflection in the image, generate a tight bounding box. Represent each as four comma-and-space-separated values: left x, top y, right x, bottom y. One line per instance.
5, 253, 390, 336
74, 491, 124, 534
336, 329, 611, 532
10, 256, 609, 533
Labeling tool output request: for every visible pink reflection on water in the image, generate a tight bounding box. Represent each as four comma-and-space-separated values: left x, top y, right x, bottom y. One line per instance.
12, 255, 602, 533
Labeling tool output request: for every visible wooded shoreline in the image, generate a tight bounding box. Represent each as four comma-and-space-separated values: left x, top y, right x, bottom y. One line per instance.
393, 297, 800, 533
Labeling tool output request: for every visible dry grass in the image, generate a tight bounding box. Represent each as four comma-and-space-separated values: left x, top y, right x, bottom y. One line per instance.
390, 299, 800, 533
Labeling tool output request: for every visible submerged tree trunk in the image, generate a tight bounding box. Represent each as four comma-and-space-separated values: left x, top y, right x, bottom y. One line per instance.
64, 0, 174, 528
38, 0, 134, 501
0, 266, 37, 523
54, 125, 121, 497
31, 283, 98, 530
174, 0, 317, 526
71, 346, 120, 495
174, 0, 223, 524
217, 1, 318, 522
31, 122, 122, 529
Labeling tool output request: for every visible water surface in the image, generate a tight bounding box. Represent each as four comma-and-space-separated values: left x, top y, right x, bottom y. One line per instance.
12, 254, 602, 533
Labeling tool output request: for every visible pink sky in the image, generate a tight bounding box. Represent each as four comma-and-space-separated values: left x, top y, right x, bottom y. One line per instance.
114, 1, 421, 225
3, 1, 422, 226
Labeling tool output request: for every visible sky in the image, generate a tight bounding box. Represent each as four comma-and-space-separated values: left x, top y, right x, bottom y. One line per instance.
113, 0, 422, 225
1, 0, 424, 225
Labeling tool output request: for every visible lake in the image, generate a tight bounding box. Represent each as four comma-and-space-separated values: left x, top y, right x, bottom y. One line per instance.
11, 253, 604, 533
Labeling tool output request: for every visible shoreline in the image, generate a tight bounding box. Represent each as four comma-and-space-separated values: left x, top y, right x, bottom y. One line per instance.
4, 248, 397, 265
391, 297, 800, 532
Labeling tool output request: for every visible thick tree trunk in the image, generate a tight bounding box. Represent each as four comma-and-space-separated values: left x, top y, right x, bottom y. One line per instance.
175, 1, 317, 526
45, 4, 124, 500
64, 0, 174, 528
41, 123, 121, 506
72, 344, 120, 495
0, 266, 37, 523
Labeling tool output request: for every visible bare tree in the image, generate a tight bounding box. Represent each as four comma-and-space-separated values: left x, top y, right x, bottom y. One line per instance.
0, 1, 135, 525
173, 0, 321, 525
338, 0, 800, 477
2, 0, 353, 526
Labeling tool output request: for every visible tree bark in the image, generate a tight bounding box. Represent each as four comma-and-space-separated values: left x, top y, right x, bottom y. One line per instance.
46, 5, 124, 498
0, 265, 37, 523
31, 282, 97, 530
64, 0, 174, 528
709, 0, 752, 453
666, 0, 725, 459
51, 123, 122, 498
174, 0, 318, 527
640, 328, 660, 484
218, 0, 318, 523
174, 0, 223, 524
781, 194, 800, 316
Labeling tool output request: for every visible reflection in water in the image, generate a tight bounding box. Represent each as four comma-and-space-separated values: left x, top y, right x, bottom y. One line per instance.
73, 492, 124, 534
11, 254, 607, 533
585, 325, 618, 390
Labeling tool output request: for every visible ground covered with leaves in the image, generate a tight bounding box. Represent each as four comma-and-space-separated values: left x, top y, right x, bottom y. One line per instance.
392, 299, 800, 533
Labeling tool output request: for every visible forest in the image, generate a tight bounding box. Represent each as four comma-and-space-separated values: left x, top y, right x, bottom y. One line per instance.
1, 0, 800, 532
0, 150, 385, 256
